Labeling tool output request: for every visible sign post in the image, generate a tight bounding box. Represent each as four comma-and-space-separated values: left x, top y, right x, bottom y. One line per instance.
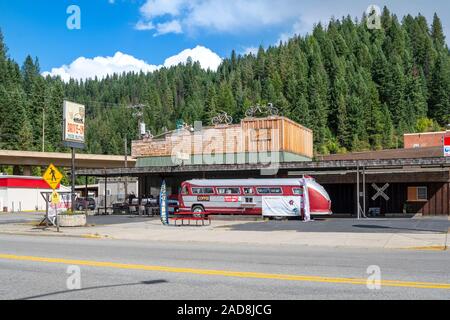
51, 190, 60, 232
62, 101, 85, 212
41, 164, 63, 230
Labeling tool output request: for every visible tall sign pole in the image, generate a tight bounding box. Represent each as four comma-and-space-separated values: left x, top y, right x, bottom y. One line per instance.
62, 101, 86, 212
71, 147, 76, 212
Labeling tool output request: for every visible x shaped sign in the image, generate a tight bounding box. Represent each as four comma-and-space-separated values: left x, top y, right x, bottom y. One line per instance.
371, 183, 390, 201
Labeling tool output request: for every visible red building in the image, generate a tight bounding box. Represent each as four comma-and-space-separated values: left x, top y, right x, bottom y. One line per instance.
404, 131, 447, 149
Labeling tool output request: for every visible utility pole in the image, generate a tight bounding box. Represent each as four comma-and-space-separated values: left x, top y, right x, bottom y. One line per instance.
125, 103, 145, 203
127, 104, 146, 140
71, 147, 76, 212
42, 107, 45, 152
124, 137, 128, 200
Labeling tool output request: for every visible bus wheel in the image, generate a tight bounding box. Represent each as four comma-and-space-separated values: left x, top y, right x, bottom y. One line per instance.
192, 205, 205, 217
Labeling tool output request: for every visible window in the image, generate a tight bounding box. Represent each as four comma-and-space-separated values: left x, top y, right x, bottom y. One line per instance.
257, 187, 282, 194
181, 185, 188, 195
417, 187, 427, 200
244, 197, 254, 203
293, 188, 303, 195
217, 187, 240, 194
243, 187, 254, 194
407, 186, 428, 201
191, 187, 214, 194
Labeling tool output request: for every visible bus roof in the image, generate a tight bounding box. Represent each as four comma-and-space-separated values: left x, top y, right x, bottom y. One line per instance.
185, 178, 305, 187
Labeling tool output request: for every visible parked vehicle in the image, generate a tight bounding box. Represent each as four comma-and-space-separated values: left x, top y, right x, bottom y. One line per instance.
178, 178, 332, 218
75, 197, 96, 211
168, 194, 179, 214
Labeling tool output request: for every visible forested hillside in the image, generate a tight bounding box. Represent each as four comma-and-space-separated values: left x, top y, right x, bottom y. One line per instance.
1, 7, 449, 157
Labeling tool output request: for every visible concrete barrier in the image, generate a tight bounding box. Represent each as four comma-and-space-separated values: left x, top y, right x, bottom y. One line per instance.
58, 214, 86, 227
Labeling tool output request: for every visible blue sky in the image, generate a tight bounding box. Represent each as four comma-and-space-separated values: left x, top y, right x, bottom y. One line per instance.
0, 0, 449, 81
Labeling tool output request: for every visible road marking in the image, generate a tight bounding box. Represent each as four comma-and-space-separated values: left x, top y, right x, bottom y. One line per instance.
407, 246, 447, 251
0, 253, 449, 290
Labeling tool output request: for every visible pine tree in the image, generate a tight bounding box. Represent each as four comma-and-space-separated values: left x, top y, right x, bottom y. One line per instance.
0, 9, 449, 157
431, 13, 446, 49
428, 53, 450, 125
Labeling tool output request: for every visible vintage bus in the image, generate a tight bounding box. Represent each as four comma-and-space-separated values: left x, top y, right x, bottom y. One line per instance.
178, 178, 332, 218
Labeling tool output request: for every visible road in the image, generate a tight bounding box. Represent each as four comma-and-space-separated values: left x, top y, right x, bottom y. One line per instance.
0, 234, 449, 300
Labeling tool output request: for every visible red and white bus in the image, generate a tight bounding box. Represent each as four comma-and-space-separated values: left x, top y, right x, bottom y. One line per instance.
177, 178, 332, 218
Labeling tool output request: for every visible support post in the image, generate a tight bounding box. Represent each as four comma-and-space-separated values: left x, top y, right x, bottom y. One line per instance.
124, 137, 128, 201
56, 204, 59, 233
362, 166, 366, 218
85, 176, 88, 215
71, 147, 75, 212
42, 107, 45, 152
356, 163, 360, 219
104, 174, 108, 215
45, 193, 49, 227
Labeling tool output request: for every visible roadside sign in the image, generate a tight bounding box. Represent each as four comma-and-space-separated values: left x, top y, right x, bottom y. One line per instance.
51, 190, 60, 205
371, 183, 390, 201
444, 132, 450, 157
63, 100, 85, 149
43, 164, 63, 190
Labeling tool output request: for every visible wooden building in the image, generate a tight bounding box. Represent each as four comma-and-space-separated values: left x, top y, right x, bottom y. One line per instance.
132, 116, 313, 167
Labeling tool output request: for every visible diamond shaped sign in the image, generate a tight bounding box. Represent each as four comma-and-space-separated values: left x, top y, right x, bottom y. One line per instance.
43, 164, 63, 190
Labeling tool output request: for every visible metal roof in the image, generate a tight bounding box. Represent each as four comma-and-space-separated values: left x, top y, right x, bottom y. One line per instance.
186, 178, 304, 186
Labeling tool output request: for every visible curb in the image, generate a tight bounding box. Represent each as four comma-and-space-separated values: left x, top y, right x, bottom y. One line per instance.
0, 230, 110, 240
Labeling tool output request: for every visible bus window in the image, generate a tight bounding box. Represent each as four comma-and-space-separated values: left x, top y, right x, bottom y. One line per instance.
293, 188, 303, 195
243, 187, 254, 194
217, 187, 240, 194
257, 187, 282, 194
181, 185, 188, 195
192, 187, 215, 194
203, 187, 214, 194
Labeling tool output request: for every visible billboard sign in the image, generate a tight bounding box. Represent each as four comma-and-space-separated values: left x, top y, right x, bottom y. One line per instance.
444, 132, 450, 157
63, 100, 85, 149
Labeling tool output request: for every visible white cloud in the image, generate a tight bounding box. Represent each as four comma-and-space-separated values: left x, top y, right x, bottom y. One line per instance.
135, 0, 303, 36
163, 45, 222, 70
154, 20, 183, 36
42, 46, 222, 82
42, 52, 159, 82
139, 0, 187, 19
135, 21, 155, 31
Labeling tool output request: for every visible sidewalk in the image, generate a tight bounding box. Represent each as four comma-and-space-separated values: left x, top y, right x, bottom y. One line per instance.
0, 216, 448, 251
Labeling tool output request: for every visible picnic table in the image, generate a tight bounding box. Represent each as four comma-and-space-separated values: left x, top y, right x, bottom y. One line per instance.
170, 212, 211, 226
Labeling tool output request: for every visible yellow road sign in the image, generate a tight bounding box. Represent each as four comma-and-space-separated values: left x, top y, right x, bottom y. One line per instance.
43, 164, 63, 190
51, 190, 60, 205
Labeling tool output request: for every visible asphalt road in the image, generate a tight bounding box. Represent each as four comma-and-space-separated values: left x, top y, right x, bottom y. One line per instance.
229, 217, 450, 233
2, 213, 449, 234
0, 234, 449, 300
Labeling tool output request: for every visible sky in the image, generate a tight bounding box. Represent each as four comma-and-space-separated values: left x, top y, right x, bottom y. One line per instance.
0, 0, 449, 81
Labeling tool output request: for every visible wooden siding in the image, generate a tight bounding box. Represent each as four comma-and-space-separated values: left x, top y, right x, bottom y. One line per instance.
132, 116, 313, 160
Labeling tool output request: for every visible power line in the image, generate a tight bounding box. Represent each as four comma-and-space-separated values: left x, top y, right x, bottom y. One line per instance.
21, 92, 146, 109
